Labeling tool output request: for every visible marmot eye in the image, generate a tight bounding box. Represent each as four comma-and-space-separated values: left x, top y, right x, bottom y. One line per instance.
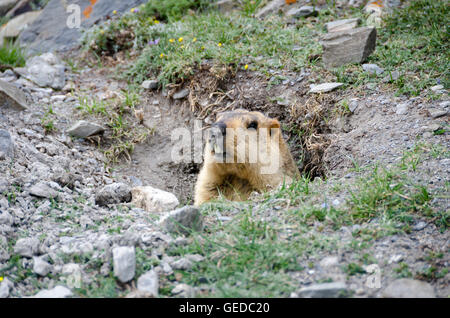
247, 121, 258, 129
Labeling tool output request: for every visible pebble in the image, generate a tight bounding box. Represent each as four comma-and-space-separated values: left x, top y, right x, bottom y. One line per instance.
137, 270, 159, 297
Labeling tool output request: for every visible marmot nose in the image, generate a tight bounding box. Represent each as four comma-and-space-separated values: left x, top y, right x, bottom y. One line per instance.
211, 122, 227, 137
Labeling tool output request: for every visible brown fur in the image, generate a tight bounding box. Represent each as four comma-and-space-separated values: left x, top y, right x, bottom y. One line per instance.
194, 109, 300, 205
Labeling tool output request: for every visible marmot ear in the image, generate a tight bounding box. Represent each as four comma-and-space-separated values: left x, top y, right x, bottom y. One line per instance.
270, 119, 280, 129
269, 119, 280, 137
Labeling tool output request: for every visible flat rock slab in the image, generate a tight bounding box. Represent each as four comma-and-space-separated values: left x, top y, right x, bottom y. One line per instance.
297, 282, 348, 298
326, 18, 360, 33
321, 26, 377, 68
286, 5, 317, 18
309, 82, 343, 93
382, 279, 435, 298
29, 182, 60, 199
66, 120, 105, 138
0, 79, 28, 110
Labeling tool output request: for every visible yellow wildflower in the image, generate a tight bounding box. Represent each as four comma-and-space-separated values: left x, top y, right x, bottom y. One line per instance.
0, 277, 3, 282
169, 38, 175, 43
154, 19, 160, 24
130, 8, 135, 13
201, 46, 205, 50
192, 37, 197, 42
112, 10, 117, 15
178, 37, 183, 42
218, 42, 222, 47
180, 45, 185, 49
244, 64, 248, 70
160, 53, 164, 58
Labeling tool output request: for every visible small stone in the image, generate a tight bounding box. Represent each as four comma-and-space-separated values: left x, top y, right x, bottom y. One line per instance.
137, 270, 159, 297
362, 63, 384, 75
66, 120, 105, 138
33, 257, 53, 276
430, 85, 444, 92
382, 279, 435, 298
95, 183, 132, 206
0, 79, 28, 110
349, 99, 358, 113
160, 206, 203, 235
309, 83, 343, 93
388, 254, 404, 264
396, 103, 408, 115
297, 282, 348, 298
412, 221, 427, 231
29, 182, 59, 199
171, 258, 193, 270
112, 246, 136, 283
426, 123, 441, 132
50, 95, 66, 102
430, 110, 447, 119
31, 286, 72, 298
172, 283, 196, 297
0, 129, 14, 159
286, 5, 317, 18
172, 88, 189, 100
131, 186, 179, 213
319, 256, 339, 268
0, 280, 9, 298
141, 80, 158, 90
14, 237, 40, 258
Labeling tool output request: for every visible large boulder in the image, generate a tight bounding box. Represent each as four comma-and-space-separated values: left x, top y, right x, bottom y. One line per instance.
0, 0, 17, 16
320, 26, 377, 68
18, 0, 148, 54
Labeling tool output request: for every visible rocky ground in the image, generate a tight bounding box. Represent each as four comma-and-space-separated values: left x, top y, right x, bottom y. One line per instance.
0, 0, 448, 298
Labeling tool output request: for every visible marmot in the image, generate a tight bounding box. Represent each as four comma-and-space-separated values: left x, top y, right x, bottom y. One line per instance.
194, 109, 300, 205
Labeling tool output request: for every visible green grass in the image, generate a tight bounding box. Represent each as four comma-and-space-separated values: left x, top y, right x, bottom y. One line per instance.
0, 41, 26, 70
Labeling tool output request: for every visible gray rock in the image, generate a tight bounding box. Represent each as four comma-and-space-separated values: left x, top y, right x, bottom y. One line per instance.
0, 0, 17, 16
255, 0, 284, 18
412, 221, 427, 231
95, 182, 132, 206
29, 182, 59, 199
14, 53, 65, 89
0, 79, 28, 110
321, 27, 377, 68
297, 282, 348, 298
362, 63, 384, 75
33, 256, 53, 276
430, 85, 444, 92
326, 18, 360, 33
349, 99, 358, 113
309, 82, 343, 93
172, 283, 196, 297
19, 0, 148, 54
137, 270, 159, 297
31, 286, 72, 298
396, 103, 408, 115
14, 237, 40, 258
383, 70, 400, 82
0, 210, 13, 226
319, 256, 339, 268
112, 246, 136, 283
0, 129, 14, 160
0, 280, 10, 298
66, 120, 105, 138
382, 279, 435, 298
141, 79, 158, 90
286, 6, 317, 18
171, 258, 193, 270
430, 110, 447, 119
172, 88, 190, 100
160, 206, 203, 235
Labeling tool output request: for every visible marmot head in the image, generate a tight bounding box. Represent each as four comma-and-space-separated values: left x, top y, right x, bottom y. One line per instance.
207, 109, 281, 164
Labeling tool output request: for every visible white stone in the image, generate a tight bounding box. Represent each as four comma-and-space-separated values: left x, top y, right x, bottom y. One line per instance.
31, 286, 72, 298
137, 270, 159, 297
309, 82, 343, 93
33, 257, 53, 276
112, 246, 136, 283
131, 186, 179, 213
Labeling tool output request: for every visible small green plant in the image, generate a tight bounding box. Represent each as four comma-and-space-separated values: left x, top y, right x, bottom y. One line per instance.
344, 263, 366, 276
0, 41, 26, 70
394, 262, 413, 278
